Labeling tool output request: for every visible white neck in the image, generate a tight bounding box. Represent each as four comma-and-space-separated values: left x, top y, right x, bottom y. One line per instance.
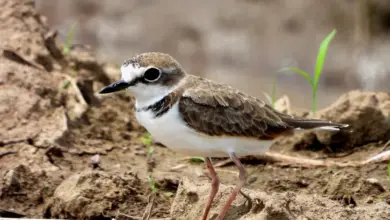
130, 76, 186, 110
132, 85, 173, 110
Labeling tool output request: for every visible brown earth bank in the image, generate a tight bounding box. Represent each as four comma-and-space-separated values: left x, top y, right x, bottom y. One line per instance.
0, 0, 389, 220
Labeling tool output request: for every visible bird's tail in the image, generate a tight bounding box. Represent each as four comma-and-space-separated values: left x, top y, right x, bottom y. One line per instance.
283, 118, 350, 132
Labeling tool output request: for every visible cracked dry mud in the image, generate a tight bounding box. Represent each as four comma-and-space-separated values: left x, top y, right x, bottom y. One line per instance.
0, 0, 390, 220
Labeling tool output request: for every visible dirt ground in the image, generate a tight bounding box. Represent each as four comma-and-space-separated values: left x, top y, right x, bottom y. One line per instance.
1, 1, 390, 220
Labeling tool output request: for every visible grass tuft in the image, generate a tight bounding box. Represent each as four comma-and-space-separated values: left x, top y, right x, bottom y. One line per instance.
279, 29, 336, 114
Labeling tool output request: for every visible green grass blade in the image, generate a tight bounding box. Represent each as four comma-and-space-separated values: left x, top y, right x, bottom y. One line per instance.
279, 68, 313, 86
313, 29, 336, 87
186, 156, 205, 163
147, 175, 157, 192
62, 80, 70, 89
63, 22, 78, 55
142, 132, 152, 146
388, 161, 390, 180
147, 146, 154, 157
312, 90, 318, 114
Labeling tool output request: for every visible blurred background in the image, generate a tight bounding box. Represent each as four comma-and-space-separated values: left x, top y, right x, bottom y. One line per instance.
35, 0, 390, 110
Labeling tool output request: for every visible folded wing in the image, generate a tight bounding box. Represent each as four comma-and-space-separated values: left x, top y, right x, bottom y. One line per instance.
178, 76, 348, 140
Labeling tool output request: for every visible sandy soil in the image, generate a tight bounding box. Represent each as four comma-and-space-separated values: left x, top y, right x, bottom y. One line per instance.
0, 1, 390, 220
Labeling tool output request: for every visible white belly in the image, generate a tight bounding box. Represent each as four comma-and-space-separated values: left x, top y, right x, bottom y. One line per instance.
135, 103, 274, 157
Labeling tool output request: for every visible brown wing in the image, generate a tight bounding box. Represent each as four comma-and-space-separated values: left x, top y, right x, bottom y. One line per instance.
178, 76, 294, 140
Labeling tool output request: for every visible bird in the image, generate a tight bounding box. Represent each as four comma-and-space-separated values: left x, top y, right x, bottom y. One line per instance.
98, 52, 349, 220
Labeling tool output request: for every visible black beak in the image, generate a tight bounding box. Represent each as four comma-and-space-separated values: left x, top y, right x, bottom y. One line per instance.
98, 79, 131, 94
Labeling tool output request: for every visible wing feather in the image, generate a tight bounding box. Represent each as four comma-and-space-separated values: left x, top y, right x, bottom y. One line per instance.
178, 76, 292, 140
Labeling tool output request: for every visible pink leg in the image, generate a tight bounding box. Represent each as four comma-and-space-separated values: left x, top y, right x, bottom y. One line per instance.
216, 152, 248, 220
201, 157, 220, 220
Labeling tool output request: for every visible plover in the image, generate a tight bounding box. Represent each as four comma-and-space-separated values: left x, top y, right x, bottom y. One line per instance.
99, 52, 348, 220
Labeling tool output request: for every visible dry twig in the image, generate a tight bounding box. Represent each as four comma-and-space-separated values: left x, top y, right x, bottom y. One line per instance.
213, 149, 390, 169
141, 192, 156, 220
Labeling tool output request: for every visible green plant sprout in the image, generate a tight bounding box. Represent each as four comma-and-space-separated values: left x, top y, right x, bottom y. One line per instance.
147, 145, 154, 159
62, 80, 70, 89
142, 132, 152, 146
63, 22, 78, 55
387, 161, 390, 180
279, 29, 336, 114
141, 132, 154, 159
147, 176, 174, 197
186, 156, 205, 163
147, 175, 157, 193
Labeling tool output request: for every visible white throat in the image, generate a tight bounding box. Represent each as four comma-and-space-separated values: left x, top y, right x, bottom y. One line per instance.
133, 85, 174, 110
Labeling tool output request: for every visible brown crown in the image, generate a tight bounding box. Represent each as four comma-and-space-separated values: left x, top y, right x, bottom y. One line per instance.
122, 52, 183, 70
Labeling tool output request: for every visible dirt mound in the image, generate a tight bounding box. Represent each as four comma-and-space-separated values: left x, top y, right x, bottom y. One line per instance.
0, 0, 69, 148
0, 0, 389, 219
0, 0, 163, 218
44, 170, 170, 219
0, 164, 55, 217
171, 177, 390, 220
272, 91, 390, 155
316, 91, 390, 147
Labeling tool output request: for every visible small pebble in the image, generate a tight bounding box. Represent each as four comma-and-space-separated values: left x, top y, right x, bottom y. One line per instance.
4, 170, 17, 187
90, 154, 100, 169
366, 196, 374, 204
247, 176, 257, 185
134, 145, 143, 151
134, 150, 146, 156
365, 178, 379, 184
365, 178, 385, 192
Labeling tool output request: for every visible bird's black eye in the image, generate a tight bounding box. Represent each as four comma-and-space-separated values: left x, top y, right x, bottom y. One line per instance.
143, 68, 161, 82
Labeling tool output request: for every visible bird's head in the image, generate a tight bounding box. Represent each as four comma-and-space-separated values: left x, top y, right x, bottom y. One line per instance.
99, 52, 187, 107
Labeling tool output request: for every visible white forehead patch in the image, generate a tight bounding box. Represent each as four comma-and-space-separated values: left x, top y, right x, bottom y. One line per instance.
120, 63, 146, 82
